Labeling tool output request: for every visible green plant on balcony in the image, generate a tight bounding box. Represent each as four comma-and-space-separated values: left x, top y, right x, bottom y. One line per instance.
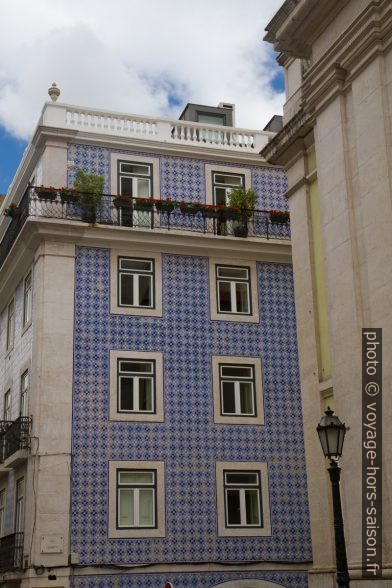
35, 186, 58, 200
73, 170, 104, 223
3, 203, 20, 218
179, 201, 202, 215
227, 188, 258, 237
269, 209, 290, 224
155, 198, 176, 213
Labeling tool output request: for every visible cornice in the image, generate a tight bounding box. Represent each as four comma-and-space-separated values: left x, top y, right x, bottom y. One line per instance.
260, 110, 314, 167
0, 218, 291, 309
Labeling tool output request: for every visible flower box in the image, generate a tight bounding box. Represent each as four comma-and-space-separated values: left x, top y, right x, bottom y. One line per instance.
155, 199, 175, 213
113, 196, 132, 208
60, 188, 79, 204
179, 202, 201, 215
3, 203, 20, 218
35, 187, 57, 200
269, 210, 290, 224
133, 198, 154, 211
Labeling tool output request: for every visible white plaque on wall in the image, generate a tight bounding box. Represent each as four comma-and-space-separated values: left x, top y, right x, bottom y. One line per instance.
40, 535, 64, 554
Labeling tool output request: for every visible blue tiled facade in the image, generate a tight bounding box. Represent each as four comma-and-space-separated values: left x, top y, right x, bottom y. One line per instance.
69, 144, 310, 587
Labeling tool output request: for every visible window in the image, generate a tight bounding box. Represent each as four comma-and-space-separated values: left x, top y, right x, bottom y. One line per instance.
20, 371, 29, 417
212, 172, 244, 206
118, 257, 154, 309
209, 258, 259, 323
23, 271, 32, 328
224, 471, 262, 527
108, 460, 165, 538
216, 462, 271, 537
117, 469, 156, 528
15, 478, 24, 533
0, 489, 5, 537
3, 390, 11, 421
220, 364, 255, 417
118, 161, 152, 198
118, 359, 155, 414
197, 113, 225, 126
216, 265, 251, 315
110, 351, 163, 422
212, 356, 263, 425
6, 299, 15, 351
110, 249, 162, 318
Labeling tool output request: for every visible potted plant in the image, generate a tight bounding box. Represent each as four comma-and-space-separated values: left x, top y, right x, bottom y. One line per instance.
73, 170, 104, 223
35, 186, 57, 200
269, 210, 290, 224
227, 188, 258, 237
3, 203, 20, 218
59, 188, 79, 204
133, 197, 154, 212
179, 201, 201, 215
155, 198, 175, 213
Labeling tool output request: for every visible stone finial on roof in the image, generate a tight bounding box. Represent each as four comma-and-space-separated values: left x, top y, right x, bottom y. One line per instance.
48, 82, 60, 102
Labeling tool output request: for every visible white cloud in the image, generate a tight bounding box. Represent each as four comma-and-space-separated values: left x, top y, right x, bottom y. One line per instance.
0, 0, 284, 139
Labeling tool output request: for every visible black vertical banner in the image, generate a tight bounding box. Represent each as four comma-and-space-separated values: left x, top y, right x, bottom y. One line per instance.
362, 329, 382, 578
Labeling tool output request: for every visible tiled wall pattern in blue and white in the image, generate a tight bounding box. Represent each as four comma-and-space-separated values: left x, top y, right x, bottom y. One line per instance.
71, 246, 311, 588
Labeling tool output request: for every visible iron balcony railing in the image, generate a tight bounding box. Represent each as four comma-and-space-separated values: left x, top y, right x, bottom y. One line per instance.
0, 533, 23, 571
0, 417, 32, 464
0, 187, 291, 269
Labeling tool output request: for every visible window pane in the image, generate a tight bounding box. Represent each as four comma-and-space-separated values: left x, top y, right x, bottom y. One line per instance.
197, 113, 225, 125
245, 489, 260, 525
221, 366, 252, 378
120, 163, 151, 176
120, 259, 152, 272
214, 174, 243, 186
120, 274, 134, 305
218, 281, 232, 312
217, 267, 248, 279
119, 472, 154, 484
119, 488, 134, 526
139, 489, 154, 526
222, 382, 236, 414
135, 178, 150, 198
120, 176, 133, 195
226, 490, 241, 525
0, 490, 5, 508
139, 379, 153, 411
120, 361, 153, 374
240, 382, 254, 414
226, 473, 258, 485
120, 377, 134, 411
236, 282, 249, 313
138, 275, 152, 307
214, 187, 227, 205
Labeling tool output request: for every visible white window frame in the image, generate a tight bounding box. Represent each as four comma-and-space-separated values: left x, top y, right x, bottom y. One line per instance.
118, 358, 155, 414
110, 153, 160, 199
118, 257, 155, 309
216, 462, 271, 537
212, 171, 244, 206
205, 163, 251, 207
216, 265, 251, 315
110, 249, 162, 317
117, 469, 156, 529
0, 488, 6, 537
212, 356, 264, 425
220, 365, 255, 416
209, 258, 259, 323
3, 390, 11, 421
110, 351, 164, 422
224, 470, 262, 527
20, 370, 29, 417
15, 477, 24, 533
108, 460, 165, 538
22, 270, 32, 329
6, 299, 15, 351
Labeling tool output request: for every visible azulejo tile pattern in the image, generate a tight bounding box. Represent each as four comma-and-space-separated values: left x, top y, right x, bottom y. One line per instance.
71, 570, 308, 587
67, 144, 288, 211
72, 246, 311, 581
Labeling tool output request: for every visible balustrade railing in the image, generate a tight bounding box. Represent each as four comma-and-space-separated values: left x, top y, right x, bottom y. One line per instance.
0, 417, 32, 463
0, 533, 23, 571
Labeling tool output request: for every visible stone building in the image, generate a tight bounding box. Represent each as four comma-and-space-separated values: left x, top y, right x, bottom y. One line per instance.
262, 0, 392, 586
0, 90, 311, 587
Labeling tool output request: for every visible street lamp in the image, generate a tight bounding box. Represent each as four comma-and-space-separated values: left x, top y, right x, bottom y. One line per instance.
317, 409, 350, 587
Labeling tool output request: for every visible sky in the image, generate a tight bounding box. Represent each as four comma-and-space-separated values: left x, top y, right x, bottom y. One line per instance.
0, 0, 285, 194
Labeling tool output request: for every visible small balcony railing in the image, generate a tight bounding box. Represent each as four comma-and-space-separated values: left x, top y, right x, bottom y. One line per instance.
0, 187, 290, 269
0, 533, 23, 571
0, 417, 32, 464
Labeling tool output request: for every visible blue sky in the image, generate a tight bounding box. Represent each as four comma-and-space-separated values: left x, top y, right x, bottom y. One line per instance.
0, 0, 285, 195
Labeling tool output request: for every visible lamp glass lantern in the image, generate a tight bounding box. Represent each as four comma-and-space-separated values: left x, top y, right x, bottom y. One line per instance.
317, 408, 348, 460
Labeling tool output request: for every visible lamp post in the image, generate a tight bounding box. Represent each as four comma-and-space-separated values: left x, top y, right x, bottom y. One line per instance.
317, 409, 350, 587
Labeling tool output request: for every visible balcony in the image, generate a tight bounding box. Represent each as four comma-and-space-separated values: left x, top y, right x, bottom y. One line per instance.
0, 417, 32, 468
0, 188, 291, 270
0, 533, 23, 571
